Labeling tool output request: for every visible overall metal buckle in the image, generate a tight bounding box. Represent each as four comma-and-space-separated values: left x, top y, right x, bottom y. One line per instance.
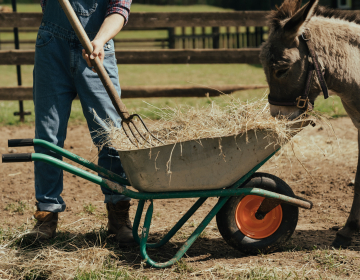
296, 97, 309, 109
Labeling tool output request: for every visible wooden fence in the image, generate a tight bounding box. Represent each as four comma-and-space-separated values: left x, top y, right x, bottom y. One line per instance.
0, 49, 261, 64
0, 85, 267, 100
0, 12, 269, 28
0, 12, 269, 49
0, 12, 266, 62
0, 27, 266, 49
0, 11, 269, 120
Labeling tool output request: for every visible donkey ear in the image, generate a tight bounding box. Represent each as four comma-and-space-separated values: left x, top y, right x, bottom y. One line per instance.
283, 0, 318, 40
294, 0, 303, 11
278, 0, 303, 14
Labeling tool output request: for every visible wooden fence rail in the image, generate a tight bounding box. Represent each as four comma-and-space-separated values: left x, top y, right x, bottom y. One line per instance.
4, 10, 359, 29
0, 30, 266, 49
0, 12, 270, 28
0, 85, 268, 100
0, 38, 168, 44
0, 49, 262, 65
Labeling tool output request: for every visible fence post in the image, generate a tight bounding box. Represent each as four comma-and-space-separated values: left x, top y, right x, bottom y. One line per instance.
202, 27, 206, 49
246, 27, 250, 47
182, 27, 186, 49
255, 27, 263, 47
212, 27, 219, 49
260, 26, 264, 45
255, 27, 259, 47
237, 26, 241, 48
168, 27, 175, 49
12, 0, 31, 122
226, 27, 231, 49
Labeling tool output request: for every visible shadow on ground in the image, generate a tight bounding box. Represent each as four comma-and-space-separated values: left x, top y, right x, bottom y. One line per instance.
12, 228, 360, 268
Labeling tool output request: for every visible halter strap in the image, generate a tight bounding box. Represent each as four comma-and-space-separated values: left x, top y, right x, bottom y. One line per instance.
268, 28, 329, 110
303, 28, 329, 99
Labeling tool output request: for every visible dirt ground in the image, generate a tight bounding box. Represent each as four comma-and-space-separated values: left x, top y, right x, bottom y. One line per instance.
1, 117, 360, 279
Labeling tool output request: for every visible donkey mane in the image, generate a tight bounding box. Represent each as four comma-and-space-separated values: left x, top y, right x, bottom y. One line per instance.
314, 6, 360, 24
269, 0, 360, 30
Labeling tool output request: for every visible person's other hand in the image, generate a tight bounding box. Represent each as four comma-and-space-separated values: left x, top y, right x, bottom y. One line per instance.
82, 39, 105, 73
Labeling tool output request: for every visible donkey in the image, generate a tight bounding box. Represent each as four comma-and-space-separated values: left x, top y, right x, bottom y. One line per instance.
260, 0, 360, 248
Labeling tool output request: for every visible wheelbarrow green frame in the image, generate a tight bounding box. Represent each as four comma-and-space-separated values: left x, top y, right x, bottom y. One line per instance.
2, 139, 312, 268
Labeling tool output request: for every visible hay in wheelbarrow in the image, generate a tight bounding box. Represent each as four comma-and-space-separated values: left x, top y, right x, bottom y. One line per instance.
95, 96, 313, 151
93, 95, 318, 191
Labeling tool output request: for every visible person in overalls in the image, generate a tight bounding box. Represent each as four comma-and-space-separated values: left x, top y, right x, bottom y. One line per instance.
30, 0, 134, 247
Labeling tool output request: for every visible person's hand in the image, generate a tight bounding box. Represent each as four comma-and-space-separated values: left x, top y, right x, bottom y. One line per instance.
82, 39, 105, 73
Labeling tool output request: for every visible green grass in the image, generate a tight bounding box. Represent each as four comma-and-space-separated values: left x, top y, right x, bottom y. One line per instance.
0, 64, 268, 125
0, 64, 266, 87
314, 95, 347, 118
83, 203, 97, 215
0, 64, 347, 125
4, 201, 28, 214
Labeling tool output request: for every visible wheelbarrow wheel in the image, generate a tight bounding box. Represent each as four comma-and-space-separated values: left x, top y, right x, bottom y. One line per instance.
216, 172, 298, 255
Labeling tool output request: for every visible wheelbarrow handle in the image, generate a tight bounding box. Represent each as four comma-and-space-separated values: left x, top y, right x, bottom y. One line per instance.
57, 0, 130, 120
2, 153, 32, 163
8, 139, 34, 147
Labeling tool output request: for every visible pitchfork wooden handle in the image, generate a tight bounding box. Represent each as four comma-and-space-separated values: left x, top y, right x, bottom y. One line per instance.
58, 0, 130, 120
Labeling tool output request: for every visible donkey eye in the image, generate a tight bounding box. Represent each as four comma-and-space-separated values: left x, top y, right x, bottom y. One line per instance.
275, 68, 289, 78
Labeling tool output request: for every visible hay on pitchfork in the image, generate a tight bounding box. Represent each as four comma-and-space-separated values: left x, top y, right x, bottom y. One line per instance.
94, 95, 315, 151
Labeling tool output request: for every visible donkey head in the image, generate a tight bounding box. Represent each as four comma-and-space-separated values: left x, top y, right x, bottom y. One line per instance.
260, 0, 319, 119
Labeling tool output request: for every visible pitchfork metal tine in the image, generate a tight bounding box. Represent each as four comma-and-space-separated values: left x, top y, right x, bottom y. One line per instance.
127, 121, 148, 147
121, 121, 138, 147
133, 114, 164, 144
121, 114, 164, 147
129, 121, 154, 146
127, 122, 143, 146
121, 120, 141, 147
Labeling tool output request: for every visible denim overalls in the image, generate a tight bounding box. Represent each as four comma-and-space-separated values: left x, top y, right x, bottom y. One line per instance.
33, 0, 129, 213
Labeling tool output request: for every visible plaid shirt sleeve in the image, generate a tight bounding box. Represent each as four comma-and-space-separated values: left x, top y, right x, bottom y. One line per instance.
40, 0, 46, 13
107, 0, 132, 25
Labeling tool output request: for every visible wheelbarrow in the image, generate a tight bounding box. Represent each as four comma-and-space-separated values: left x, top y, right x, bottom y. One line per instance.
2, 130, 312, 268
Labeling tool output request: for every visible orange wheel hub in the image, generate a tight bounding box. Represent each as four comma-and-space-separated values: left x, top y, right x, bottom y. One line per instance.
235, 195, 283, 239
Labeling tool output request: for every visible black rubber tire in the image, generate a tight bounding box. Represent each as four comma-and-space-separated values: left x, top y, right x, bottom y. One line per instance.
216, 172, 298, 255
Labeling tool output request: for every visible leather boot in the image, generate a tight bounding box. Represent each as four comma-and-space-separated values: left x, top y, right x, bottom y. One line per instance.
107, 201, 136, 247
28, 211, 58, 240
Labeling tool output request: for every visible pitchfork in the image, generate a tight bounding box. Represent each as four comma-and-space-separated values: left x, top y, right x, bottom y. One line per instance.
58, 0, 163, 147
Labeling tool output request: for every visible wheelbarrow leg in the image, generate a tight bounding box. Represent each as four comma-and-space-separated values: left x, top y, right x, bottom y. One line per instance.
138, 196, 231, 268
133, 199, 146, 245
133, 197, 208, 248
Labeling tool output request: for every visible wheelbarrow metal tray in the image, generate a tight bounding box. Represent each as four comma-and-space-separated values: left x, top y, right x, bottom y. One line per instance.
118, 130, 280, 192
